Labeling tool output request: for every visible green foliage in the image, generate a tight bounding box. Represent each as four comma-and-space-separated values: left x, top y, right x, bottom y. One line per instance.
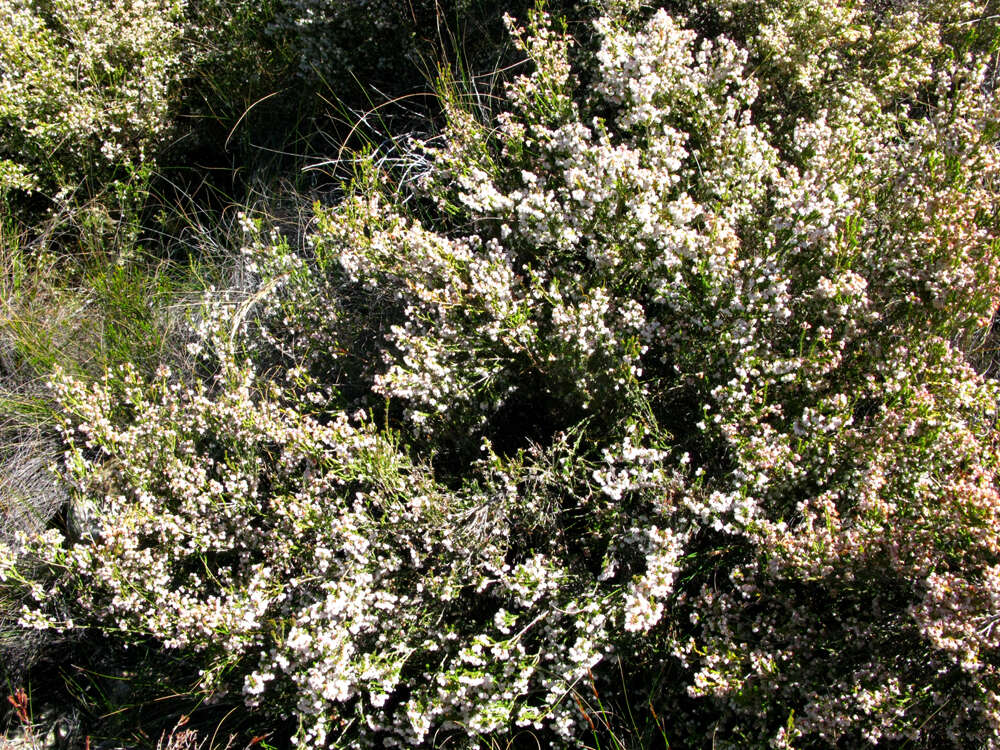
0, 0, 185, 224
3, 0, 1000, 748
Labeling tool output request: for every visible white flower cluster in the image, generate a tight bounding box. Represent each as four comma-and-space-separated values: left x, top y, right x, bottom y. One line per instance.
18, 350, 658, 746
0, 0, 184, 196
9, 0, 1000, 746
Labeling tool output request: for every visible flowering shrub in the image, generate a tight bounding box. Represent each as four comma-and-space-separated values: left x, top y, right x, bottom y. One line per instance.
0, 0, 185, 208
4, 0, 1000, 747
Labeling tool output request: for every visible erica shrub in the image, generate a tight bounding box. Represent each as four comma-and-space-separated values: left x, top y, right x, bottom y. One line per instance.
0, 0, 186, 219
4, 0, 1000, 747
